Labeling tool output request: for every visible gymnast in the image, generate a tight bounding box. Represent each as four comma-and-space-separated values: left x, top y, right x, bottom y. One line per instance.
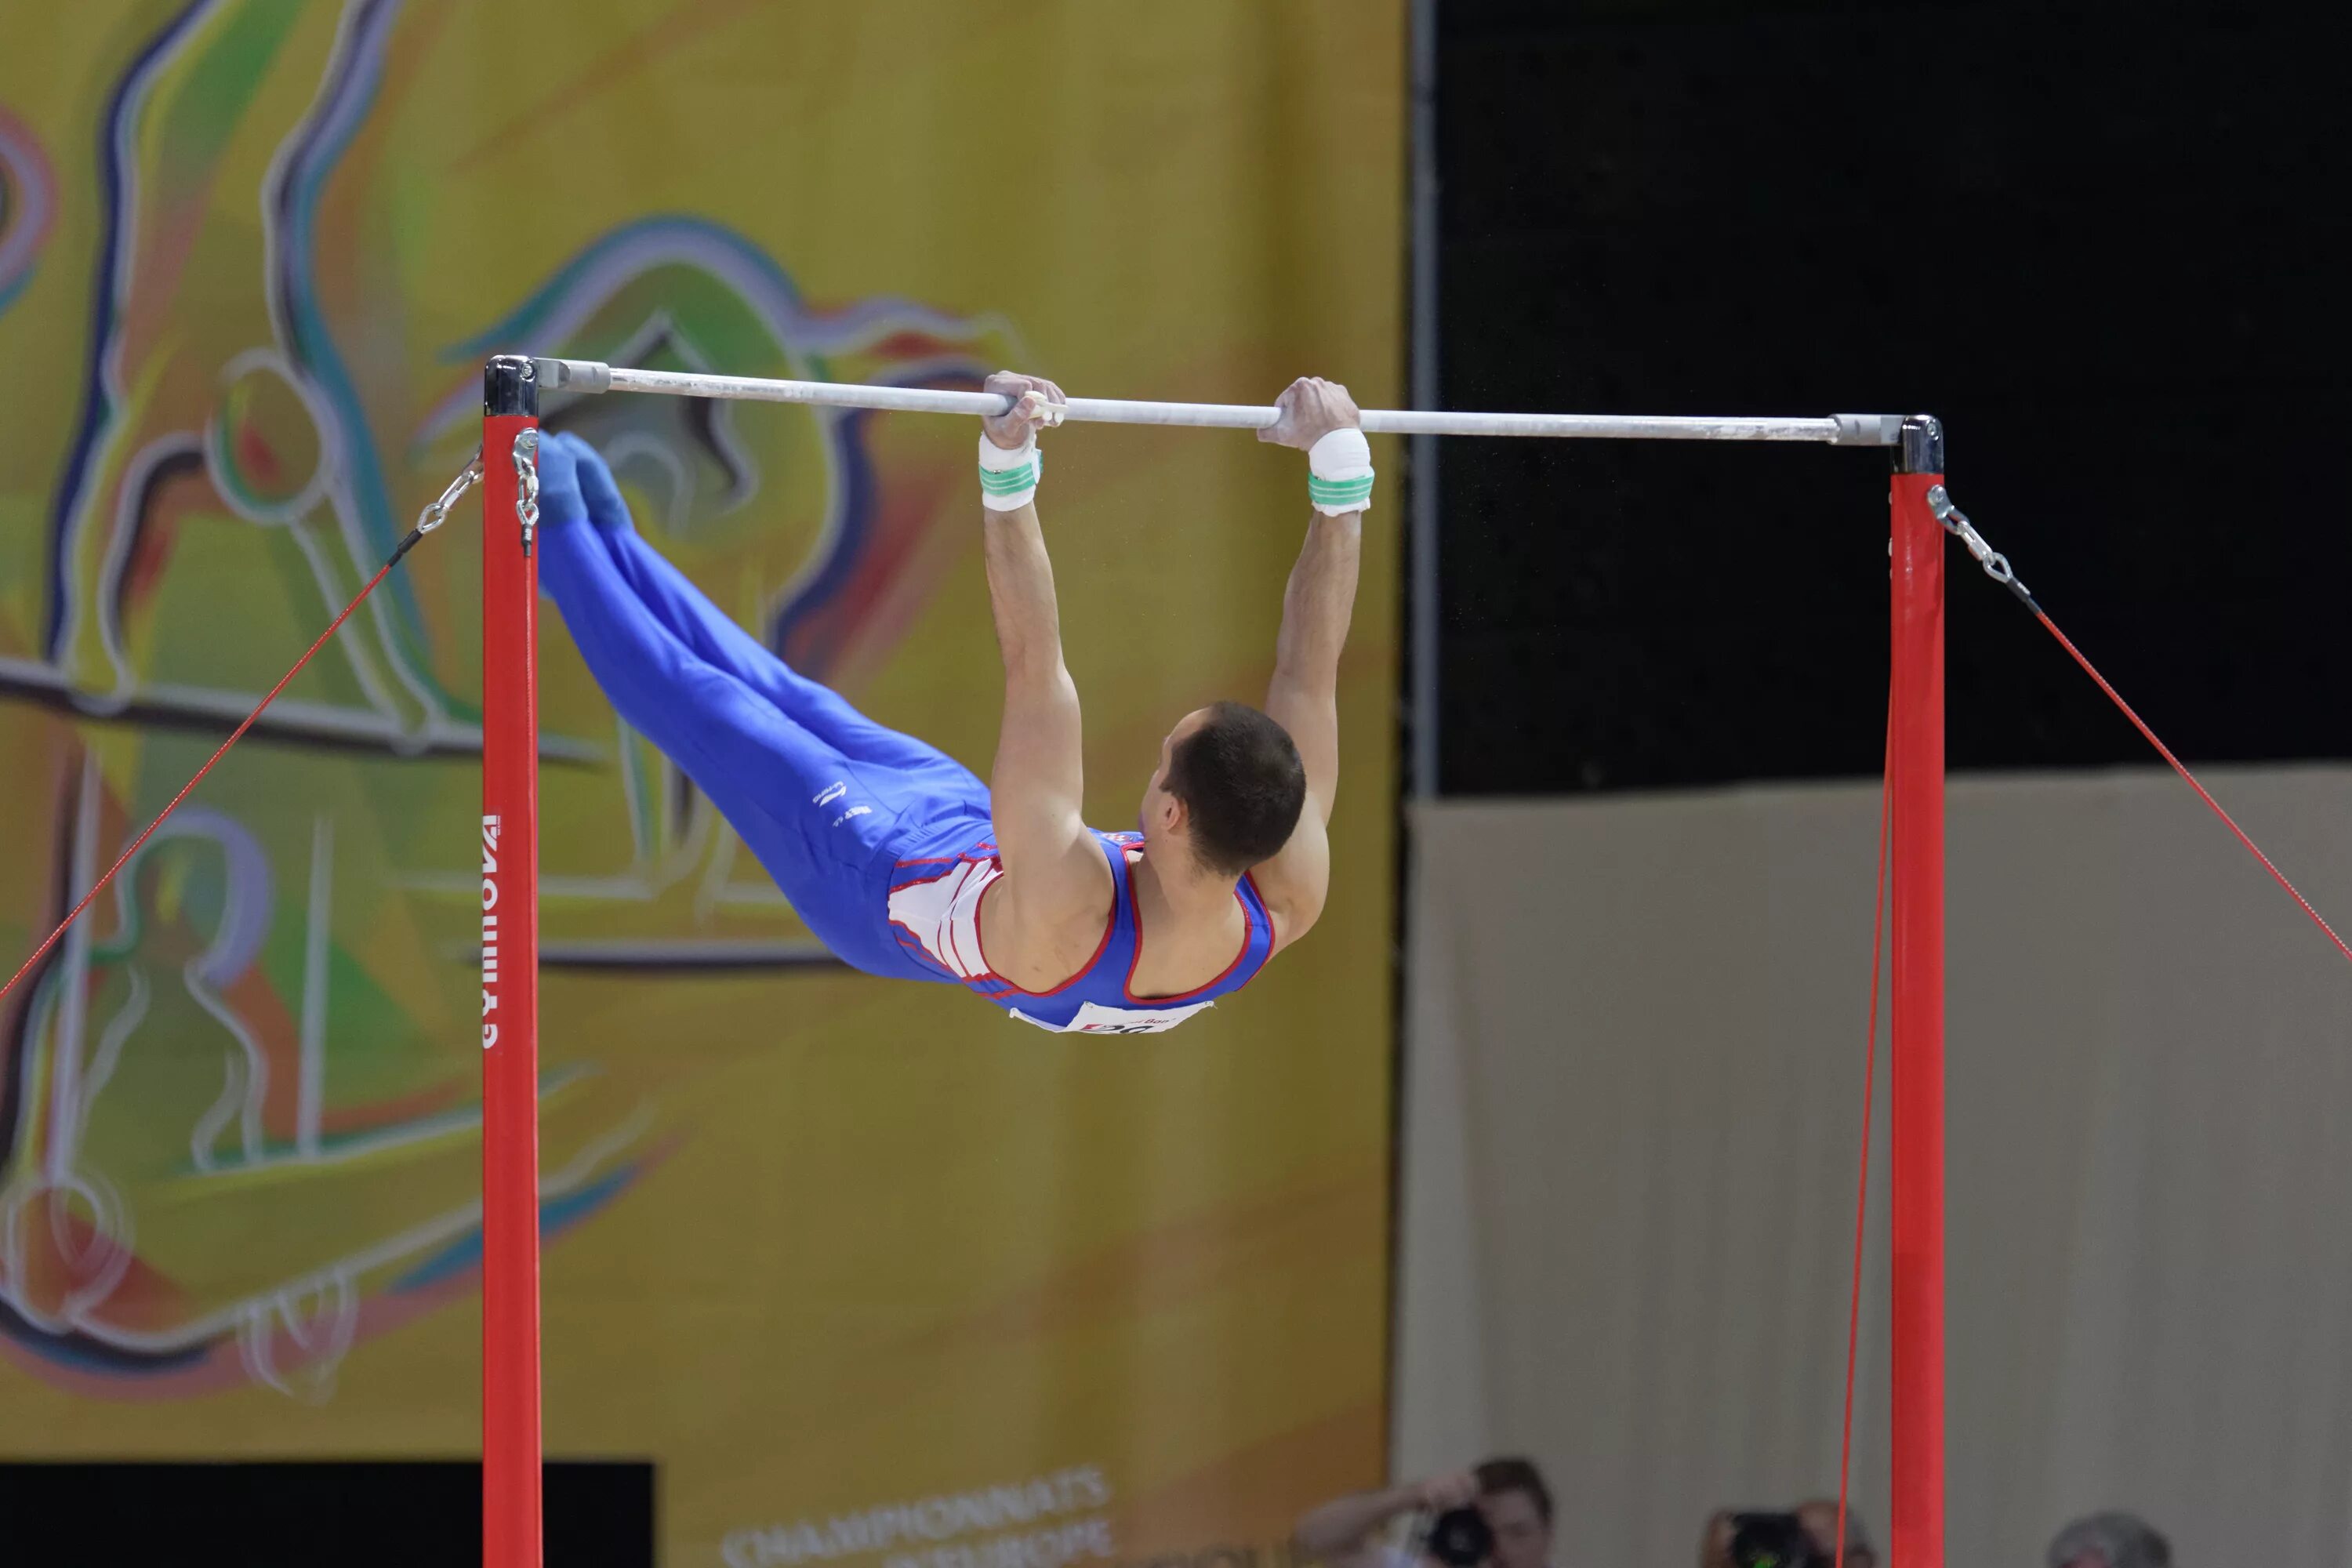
536, 372, 1370, 1033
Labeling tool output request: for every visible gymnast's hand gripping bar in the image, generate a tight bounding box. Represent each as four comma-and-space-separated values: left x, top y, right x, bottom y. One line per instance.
532, 358, 1902, 446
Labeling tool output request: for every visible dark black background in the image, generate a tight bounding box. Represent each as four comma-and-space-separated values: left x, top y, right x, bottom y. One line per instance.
0, 1461, 654, 1566
1426, 0, 2349, 795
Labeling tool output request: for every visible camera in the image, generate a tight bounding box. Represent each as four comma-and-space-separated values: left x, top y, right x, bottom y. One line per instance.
1423, 1506, 1494, 1568
1728, 1513, 1827, 1568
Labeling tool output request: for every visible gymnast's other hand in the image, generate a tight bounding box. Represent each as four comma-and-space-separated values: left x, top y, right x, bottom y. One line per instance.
1259, 376, 1360, 448
535, 431, 636, 532
982, 370, 1067, 450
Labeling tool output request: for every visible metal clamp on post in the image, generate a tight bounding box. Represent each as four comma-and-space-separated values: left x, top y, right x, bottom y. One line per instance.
1832, 413, 1906, 446
1926, 485, 2038, 611
512, 429, 541, 556
533, 357, 611, 395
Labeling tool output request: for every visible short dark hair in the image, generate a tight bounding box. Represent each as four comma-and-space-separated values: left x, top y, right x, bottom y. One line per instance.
1165, 702, 1306, 876
1475, 1458, 1553, 1525
2047, 1513, 2170, 1568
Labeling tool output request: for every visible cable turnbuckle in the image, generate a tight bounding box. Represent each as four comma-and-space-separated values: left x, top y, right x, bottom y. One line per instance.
416, 452, 485, 536
1926, 484, 2035, 606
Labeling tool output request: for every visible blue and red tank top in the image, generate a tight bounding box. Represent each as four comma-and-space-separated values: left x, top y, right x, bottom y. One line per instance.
885, 829, 1276, 1033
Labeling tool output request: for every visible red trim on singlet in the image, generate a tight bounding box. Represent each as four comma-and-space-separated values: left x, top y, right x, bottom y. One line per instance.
884, 859, 972, 977
1236, 868, 1293, 951
972, 850, 1118, 999
1122, 850, 1258, 1005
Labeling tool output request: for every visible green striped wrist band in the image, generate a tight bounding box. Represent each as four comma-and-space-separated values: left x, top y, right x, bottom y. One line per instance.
1308, 473, 1374, 509
979, 461, 1040, 495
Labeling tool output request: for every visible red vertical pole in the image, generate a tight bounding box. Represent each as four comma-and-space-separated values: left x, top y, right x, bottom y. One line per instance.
1888, 416, 1947, 1568
481, 356, 543, 1568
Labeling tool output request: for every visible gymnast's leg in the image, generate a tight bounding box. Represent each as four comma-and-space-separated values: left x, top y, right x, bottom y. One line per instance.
548, 433, 985, 797
535, 440, 954, 978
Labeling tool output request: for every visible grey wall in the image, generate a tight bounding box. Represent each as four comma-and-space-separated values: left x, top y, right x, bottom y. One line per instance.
1397, 768, 2352, 1566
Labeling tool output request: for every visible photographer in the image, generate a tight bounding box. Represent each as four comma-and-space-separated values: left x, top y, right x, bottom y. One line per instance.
1292, 1458, 1558, 1568
1698, 1500, 1876, 1568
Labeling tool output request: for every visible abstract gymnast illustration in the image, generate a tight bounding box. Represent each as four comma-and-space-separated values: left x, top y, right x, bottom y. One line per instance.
538, 372, 1368, 1035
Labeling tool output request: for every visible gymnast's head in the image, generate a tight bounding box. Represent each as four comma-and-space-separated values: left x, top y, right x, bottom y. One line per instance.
1142, 702, 1307, 879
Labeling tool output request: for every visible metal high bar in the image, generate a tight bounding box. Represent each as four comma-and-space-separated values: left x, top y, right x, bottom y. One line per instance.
532, 358, 1902, 446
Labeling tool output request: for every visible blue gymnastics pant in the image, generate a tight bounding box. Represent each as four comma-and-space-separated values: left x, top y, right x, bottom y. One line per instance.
535, 432, 985, 981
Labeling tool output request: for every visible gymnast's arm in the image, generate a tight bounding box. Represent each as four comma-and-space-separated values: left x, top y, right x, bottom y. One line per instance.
1251, 377, 1366, 948
979, 373, 1113, 943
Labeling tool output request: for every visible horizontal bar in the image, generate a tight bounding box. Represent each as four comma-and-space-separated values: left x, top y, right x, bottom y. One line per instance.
534, 359, 1900, 447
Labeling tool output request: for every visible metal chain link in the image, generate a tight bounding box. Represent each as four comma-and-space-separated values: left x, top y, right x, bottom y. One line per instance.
415, 451, 485, 536
1926, 483, 2033, 603
512, 428, 541, 554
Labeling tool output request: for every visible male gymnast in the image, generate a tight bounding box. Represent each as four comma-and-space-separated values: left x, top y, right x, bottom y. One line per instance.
536, 372, 1370, 1033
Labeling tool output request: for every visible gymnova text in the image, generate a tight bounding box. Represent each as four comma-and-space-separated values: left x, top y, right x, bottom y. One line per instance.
722, 1468, 1116, 1568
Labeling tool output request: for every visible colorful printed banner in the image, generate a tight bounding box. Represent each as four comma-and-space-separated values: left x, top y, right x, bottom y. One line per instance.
0, 3, 1401, 1562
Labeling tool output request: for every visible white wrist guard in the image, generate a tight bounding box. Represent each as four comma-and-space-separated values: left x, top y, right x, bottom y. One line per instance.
978, 433, 1042, 511
1307, 427, 1374, 515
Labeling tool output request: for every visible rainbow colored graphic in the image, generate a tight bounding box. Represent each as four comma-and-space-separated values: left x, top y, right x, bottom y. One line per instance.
0, 5, 1399, 1563
4, 0, 1022, 1403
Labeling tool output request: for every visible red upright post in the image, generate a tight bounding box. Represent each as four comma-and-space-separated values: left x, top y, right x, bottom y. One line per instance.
1888, 415, 1947, 1568
481, 355, 543, 1568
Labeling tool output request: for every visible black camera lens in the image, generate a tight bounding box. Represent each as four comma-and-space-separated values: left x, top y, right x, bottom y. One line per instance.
1729, 1513, 1826, 1568
1426, 1507, 1494, 1568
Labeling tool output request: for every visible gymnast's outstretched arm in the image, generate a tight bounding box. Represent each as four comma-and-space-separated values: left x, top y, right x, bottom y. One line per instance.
1250, 377, 1367, 946
977, 372, 1113, 944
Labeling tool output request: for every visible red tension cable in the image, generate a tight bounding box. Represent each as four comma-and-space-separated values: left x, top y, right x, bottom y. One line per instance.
1, 555, 408, 1011
2038, 613, 2352, 967
1930, 478, 2349, 967
1836, 728, 1893, 1568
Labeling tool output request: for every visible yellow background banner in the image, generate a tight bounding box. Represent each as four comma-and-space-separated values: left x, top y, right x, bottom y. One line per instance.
0, 2, 1402, 1563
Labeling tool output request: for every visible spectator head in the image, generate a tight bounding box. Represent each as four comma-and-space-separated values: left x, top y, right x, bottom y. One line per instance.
1473, 1458, 1553, 1568
2047, 1512, 2172, 1568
